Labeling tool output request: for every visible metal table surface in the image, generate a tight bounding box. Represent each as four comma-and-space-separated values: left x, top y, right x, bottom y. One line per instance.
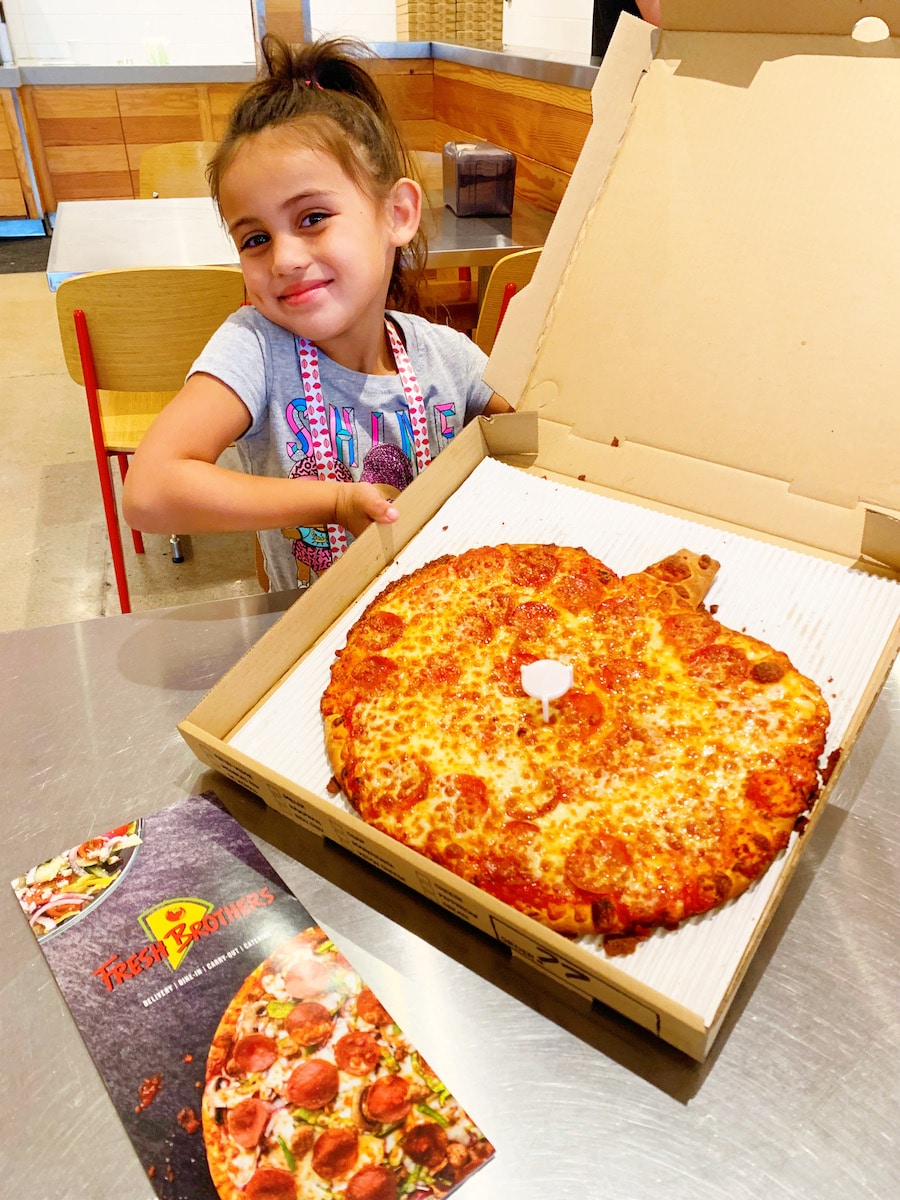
46, 188, 553, 291
2, 593, 899, 1200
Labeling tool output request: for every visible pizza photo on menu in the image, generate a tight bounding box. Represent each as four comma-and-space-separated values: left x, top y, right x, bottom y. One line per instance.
321, 543, 831, 954
202, 926, 494, 1200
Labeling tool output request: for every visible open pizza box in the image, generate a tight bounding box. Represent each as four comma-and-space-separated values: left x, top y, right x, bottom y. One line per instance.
178, 0, 900, 1061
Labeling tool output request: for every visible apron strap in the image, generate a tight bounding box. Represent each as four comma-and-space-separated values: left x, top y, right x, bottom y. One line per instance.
295, 320, 431, 564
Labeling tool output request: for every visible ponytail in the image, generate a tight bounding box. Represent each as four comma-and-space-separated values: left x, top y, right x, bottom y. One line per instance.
209, 34, 426, 314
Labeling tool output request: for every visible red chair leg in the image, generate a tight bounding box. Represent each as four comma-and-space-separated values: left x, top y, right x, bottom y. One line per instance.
101, 455, 133, 614
74, 309, 132, 615
117, 454, 144, 554
494, 281, 518, 344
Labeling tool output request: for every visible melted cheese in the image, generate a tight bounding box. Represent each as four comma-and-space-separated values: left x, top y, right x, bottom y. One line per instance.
324, 545, 831, 937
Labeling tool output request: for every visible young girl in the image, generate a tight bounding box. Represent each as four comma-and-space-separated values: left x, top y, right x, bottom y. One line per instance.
123, 35, 511, 591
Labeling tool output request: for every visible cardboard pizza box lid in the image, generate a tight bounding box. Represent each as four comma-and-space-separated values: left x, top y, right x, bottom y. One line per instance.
485, 0, 900, 572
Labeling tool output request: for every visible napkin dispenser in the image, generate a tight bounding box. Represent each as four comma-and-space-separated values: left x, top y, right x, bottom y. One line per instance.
442, 141, 516, 217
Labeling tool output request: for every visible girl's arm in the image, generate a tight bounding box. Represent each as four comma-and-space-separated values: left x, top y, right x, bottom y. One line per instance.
636, 1, 661, 24
483, 392, 514, 414
122, 373, 397, 537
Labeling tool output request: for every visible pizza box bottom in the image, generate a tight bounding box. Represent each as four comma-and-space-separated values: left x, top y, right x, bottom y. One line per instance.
179, 416, 900, 1061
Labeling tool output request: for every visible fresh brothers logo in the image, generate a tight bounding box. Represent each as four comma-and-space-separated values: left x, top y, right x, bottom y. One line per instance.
138, 897, 215, 972
91, 885, 276, 993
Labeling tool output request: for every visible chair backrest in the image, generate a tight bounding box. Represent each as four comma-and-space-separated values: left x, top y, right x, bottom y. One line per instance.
138, 141, 219, 199
473, 247, 542, 354
56, 266, 246, 392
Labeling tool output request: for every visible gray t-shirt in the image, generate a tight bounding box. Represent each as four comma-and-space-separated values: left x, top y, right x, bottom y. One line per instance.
189, 306, 494, 591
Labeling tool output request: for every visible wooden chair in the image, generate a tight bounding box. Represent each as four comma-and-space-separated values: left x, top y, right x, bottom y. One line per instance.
473, 248, 542, 353
56, 266, 247, 614
138, 141, 219, 199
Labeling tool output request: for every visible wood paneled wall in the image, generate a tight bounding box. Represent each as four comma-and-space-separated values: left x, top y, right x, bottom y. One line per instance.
16, 60, 591, 216
432, 61, 591, 213
0, 90, 29, 216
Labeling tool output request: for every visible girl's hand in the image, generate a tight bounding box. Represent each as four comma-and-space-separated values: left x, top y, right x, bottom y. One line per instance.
335, 482, 400, 538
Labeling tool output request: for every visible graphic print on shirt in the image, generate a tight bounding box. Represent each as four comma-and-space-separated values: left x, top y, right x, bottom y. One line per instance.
281, 443, 415, 586
283, 326, 443, 587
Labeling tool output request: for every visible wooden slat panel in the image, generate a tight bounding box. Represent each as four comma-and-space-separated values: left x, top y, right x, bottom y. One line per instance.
208, 83, 249, 139
434, 60, 591, 115
117, 85, 203, 118
117, 86, 204, 145
30, 85, 121, 119
368, 59, 434, 79
0, 99, 12, 151
19, 87, 56, 212
377, 72, 434, 123
45, 143, 129, 173
52, 171, 133, 201
44, 141, 132, 200
265, 0, 305, 43
398, 120, 434, 153
0, 147, 16, 175
0, 178, 27, 215
1, 90, 39, 217
433, 73, 590, 177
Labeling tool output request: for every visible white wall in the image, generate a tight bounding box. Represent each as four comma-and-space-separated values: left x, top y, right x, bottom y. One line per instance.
2, 0, 256, 65
503, 0, 593, 56
308, 1, 397, 44
1, 1, 595, 65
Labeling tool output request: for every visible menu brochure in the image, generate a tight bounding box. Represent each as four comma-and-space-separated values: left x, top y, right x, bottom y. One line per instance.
11, 791, 494, 1200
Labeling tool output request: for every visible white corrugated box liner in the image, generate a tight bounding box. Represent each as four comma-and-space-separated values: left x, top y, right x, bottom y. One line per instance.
230, 458, 900, 1024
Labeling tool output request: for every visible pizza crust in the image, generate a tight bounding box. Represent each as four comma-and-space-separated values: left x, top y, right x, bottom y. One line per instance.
321, 544, 830, 947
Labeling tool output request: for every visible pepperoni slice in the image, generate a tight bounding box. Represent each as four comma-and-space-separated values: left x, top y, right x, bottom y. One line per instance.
403, 1122, 449, 1168
311, 1127, 359, 1180
351, 655, 397, 690
508, 600, 557, 630
345, 1164, 398, 1200
286, 1059, 340, 1109
360, 611, 404, 649
362, 1074, 411, 1124
283, 958, 332, 999
732, 831, 772, 878
244, 1167, 297, 1200
453, 546, 505, 578
686, 643, 749, 685
440, 774, 489, 827
509, 545, 558, 587
660, 610, 717, 654
230, 1034, 278, 1076
226, 1097, 270, 1149
333, 1031, 381, 1076
284, 1001, 334, 1047
564, 833, 633, 895
557, 689, 605, 728
355, 988, 392, 1027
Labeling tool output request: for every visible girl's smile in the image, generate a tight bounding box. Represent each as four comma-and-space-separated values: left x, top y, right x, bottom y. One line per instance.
219, 129, 420, 372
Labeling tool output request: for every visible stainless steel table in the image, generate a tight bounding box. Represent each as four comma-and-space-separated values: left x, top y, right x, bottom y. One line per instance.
46, 186, 554, 291
3, 594, 899, 1199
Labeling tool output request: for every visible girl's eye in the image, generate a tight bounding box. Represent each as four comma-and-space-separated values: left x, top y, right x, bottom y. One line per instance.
300, 211, 330, 228
239, 232, 270, 252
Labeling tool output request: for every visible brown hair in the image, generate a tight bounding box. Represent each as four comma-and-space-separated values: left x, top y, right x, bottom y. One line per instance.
209, 34, 426, 314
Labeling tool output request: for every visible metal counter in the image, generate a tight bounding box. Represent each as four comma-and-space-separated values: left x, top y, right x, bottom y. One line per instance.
2, 593, 899, 1199
10, 41, 598, 91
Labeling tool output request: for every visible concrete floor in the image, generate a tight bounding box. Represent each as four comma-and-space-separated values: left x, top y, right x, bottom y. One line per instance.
0, 271, 262, 632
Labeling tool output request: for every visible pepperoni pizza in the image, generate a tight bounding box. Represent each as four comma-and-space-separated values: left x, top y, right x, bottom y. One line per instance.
201, 927, 493, 1200
321, 544, 831, 950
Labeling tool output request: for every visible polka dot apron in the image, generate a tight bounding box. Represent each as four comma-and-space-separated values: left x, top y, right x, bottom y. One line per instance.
295, 321, 432, 566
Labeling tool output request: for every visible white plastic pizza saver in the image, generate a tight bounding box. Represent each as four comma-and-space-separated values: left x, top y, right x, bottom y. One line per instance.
520, 659, 573, 722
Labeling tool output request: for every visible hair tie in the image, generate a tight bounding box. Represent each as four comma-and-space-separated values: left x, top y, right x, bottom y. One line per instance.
303, 78, 323, 89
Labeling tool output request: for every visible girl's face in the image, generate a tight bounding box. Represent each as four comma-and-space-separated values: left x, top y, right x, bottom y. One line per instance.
219, 128, 420, 369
